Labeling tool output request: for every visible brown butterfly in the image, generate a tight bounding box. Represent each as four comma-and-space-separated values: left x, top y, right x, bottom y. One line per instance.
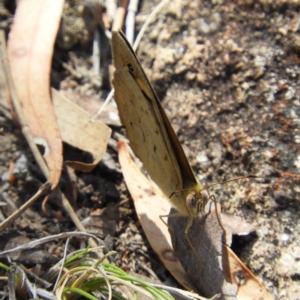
112, 30, 210, 261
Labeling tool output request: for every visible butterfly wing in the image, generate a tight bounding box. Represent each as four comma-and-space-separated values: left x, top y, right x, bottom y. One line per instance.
112, 31, 200, 214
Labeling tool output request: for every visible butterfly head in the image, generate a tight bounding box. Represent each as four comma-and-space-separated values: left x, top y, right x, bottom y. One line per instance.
185, 188, 209, 216
170, 187, 209, 216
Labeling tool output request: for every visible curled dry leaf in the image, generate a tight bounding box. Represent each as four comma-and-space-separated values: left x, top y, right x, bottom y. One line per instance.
7, 0, 64, 189
52, 89, 111, 172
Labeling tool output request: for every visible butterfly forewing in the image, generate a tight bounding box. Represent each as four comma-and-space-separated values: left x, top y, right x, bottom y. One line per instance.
112, 31, 202, 215
114, 67, 181, 193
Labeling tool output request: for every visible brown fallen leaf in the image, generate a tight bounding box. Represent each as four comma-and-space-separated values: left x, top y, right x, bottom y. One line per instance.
7, 0, 64, 191
51, 88, 112, 172
223, 245, 273, 300
169, 207, 273, 300
60, 89, 121, 127
118, 140, 272, 299
0, 31, 13, 121
117, 141, 203, 294
169, 205, 237, 299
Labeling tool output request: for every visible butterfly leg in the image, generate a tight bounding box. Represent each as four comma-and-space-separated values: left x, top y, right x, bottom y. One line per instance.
162, 213, 204, 271
207, 192, 226, 233
160, 212, 182, 250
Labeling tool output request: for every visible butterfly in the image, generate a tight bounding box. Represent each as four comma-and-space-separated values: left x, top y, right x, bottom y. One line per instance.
111, 30, 210, 259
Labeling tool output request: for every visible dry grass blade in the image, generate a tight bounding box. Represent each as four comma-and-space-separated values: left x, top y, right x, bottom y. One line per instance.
125, 0, 139, 45
133, 0, 169, 51
0, 232, 102, 257
91, 0, 169, 121
51, 247, 175, 300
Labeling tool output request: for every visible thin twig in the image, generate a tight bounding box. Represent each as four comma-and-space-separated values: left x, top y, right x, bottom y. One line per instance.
133, 0, 169, 51
125, 0, 139, 45
53, 238, 70, 291
90, 88, 114, 122
0, 182, 51, 232
60, 190, 106, 259
20, 265, 52, 289
91, 0, 169, 121
112, 0, 129, 31
0, 232, 102, 257
92, 29, 101, 75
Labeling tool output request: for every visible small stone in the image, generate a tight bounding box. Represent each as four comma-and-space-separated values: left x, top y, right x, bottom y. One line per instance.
276, 252, 294, 276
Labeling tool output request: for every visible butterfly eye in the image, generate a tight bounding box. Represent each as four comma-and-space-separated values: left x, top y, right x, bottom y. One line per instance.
127, 63, 134, 73
186, 193, 197, 208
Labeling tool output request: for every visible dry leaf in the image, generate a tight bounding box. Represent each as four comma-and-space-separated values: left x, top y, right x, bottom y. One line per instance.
223, 245, 273, 300
117, 140, 272, 299
7, 0, 64, 189
52, 88, 111, 172
169, 207, 273, 300
169, 205, 237, 299
0, 31, 12, 120
60, 89, 121, 127
117, 141, 200, 292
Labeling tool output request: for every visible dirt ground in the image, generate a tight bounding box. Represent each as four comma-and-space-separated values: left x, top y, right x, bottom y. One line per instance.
0, 0, 300, 299
137, 1, 300, 298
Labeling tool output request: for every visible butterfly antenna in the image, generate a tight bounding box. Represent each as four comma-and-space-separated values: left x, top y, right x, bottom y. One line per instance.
169, 188, 196, 199
169, 175, 256, 198
202, 175, 257, 191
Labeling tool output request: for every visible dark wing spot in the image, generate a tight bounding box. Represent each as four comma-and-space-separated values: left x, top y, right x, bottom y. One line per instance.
127, 63, 134, 73
155, 128, 159, 135
153, 145, 157, 152
164, 153, 168, 161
